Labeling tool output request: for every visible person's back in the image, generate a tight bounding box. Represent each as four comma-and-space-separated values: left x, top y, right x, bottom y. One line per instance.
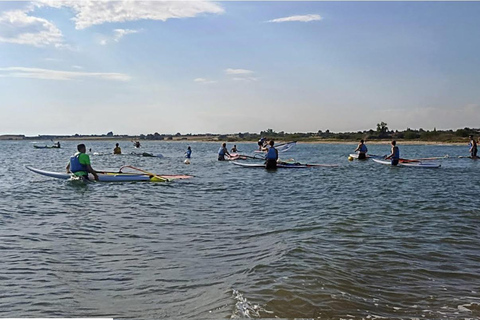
265, 140, 278, 169
218, 143, 229, 161
113, 143, 122, 155
67, 144, 98, 180
69, 146, 90, 177
355, 140, 368, 159
185, 147, 192, 159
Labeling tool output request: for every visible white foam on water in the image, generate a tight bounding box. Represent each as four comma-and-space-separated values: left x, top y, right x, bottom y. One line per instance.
230, 289, 272, 318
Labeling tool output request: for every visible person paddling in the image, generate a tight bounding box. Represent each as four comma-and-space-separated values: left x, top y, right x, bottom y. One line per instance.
385, 140, 400, 166
113, 143, 122, 154
469, 135, 478, 159
265, 140, 278, 169
258, 137, 266, 151
185, 146, 192, 159
354, 139, 368, 159
66, 144, 99, 180
218, 143, 230, 161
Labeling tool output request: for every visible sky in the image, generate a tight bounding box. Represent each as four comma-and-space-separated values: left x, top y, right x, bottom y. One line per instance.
1, 0, 480, 136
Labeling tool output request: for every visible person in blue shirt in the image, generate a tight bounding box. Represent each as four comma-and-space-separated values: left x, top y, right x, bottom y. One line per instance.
265, 140, 278, 169
354, 139, 368, 159
218, 143, 230, 161
385, 140, 400, 166
469, 135, 478, 158
185, 146, 192, 159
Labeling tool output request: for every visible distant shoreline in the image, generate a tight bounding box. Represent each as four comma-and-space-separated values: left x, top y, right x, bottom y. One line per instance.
0, 135, 468, 146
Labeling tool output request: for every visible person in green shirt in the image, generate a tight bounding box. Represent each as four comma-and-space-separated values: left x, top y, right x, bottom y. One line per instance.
66, 144, 99, 180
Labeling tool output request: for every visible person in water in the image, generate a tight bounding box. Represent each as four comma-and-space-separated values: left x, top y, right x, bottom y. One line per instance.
258, 137, 266, 150
231, 145, 238, 153
265, 140, 278, 169
113, 143, 122, 155
66, 144, 99, 180
469, 135, 478, 158
185, 146, 192, 159
54, 141, 61, 148
218, 143, 230, 161
385, 140, 400, 166
133, 140, 141, 148
354, 139, 368, 159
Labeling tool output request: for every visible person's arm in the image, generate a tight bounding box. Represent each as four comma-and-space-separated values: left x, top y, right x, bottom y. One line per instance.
354, 144, 360, 152
385, 147, 394, 159
66, 162, 71, 173
275, 149, 279, 160
86, 164, 99, 180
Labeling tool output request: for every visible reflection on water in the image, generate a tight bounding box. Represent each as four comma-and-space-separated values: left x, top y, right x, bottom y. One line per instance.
0, 140, 479, 319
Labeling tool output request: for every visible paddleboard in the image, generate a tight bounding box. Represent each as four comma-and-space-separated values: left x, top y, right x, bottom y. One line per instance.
372, 158, 441, 168
26, 166, 192, 182
231, 161, 338, 168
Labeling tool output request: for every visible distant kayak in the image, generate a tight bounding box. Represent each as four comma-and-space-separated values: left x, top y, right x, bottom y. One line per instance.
130, 152, 164, 158
26, 166, 192, 182
231, 161, 338, 168
372, 158, 441, 168
34, 145, 60, 149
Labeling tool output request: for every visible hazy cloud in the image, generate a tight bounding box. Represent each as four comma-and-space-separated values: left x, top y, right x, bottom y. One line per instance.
0, 67, 130, 81
113, 28, 141, 42
225, 68, 254, 75
0, 10, 64, 47
267, 14, 322, 23
34, 0, 225, 30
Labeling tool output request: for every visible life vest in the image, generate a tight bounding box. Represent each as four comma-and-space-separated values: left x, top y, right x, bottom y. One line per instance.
392, 147, 400, 160
359, 144, 368, 153
218, 147, 225, 156
266, 147, 277, 160
70, 153, 88, 173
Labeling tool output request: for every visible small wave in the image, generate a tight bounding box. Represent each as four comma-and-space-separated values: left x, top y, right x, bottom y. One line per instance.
231, 289, 273, 318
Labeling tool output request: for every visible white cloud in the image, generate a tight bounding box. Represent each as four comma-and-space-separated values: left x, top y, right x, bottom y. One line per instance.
194, 78, 216, 84
113, 28, 141, 42
34, 0, 225, 30
0, 9, 64, 47
72, 65, 83, 69
225, 68, 258, 82
0, 67, 130, 81
225, 68, 254, 75
267, 14, 322, 23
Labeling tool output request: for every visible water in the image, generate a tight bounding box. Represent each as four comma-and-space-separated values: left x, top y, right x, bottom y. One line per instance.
1, 140, 479, 319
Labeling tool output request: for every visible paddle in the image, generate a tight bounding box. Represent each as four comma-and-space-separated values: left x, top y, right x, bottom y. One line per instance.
118, 165, 169, 182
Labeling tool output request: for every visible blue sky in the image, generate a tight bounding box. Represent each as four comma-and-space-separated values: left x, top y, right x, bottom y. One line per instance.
1, 1, 479, 136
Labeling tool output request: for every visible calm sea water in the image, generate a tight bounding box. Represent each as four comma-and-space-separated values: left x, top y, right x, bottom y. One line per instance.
0, 140, 479, 319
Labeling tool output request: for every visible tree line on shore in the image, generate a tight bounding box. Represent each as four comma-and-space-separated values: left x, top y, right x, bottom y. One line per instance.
3, 122, 479, 142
